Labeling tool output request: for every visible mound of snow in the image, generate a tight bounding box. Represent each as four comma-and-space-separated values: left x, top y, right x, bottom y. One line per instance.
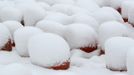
92, 0, 109, 7
0, 63, 32, 75
0, 24, 11, 49
121, 1, 134, 19
45, 12, 72, 25
71, 13, 99, 31
0, 51, 21, 65
109, 0, 124, 9
50, 4, 90, 16
22, 5, 46, 26
14, 27, 43, 57
3, 21, 23, 41
37, 2, 50, 10
54, 0, 75, 5
36, 0, 55, 5
105, 37, 134, 71
76, 0, 100, 12
36, 20, 65, 36
0, 1, 15, 10
99, 21, 129, 50
64, 24, 97, 49
91, 7, 123, 24
127, 47, 134, 75
28, 33, 70, 68
0, 7, 22, 22
128, 5, 134, 26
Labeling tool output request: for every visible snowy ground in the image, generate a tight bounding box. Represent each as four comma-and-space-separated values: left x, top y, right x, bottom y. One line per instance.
0, 48, 127, 75
0, 0, 134, 75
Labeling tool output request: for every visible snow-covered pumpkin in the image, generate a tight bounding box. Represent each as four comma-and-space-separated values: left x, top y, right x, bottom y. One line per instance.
64, 24, 98, 53
0, 24, 12, 51
105, 37, 134, 71
14, 27, 43, 57
28, 33, 70, 70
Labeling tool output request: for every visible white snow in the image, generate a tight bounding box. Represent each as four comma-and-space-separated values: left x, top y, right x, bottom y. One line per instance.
71, 13, 99, 31
28, 33, 70, 67
14, 27, 43, 57
121, 1, 134, 19
45, 12, 72, 25
0, 50, 21, 65
37, 2, 50, 10
36, 0, 55, 5
128, 5, 134, 26
54, 0, 75, 5
2, 20, 23, 41
76, 0, 100, 12
0, 0, 134, 75
22, 4, 46, 26
36, 20, 65, 37
91, 7, 123, 24
64, 24, 98, 49
0, 7, 22, 22
0, 23, 11, 49
92, 0, 107, 7
50, 4, 90, 16
99, 21, 129, 50
0, 63, 32, 75
105, 37, 134, 71
109, 0, 124, 9
127, 47, 134, 75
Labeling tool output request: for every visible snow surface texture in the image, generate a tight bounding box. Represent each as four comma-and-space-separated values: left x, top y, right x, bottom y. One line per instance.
64, 24, 98, 49
0, 23, 11, 49
14, 27, 43, 57
22, 4, 46, 26
91, 7, 123, 24
44, 12, 72, 25
121, 1, 134, 19
0, 7, 22, 22
128, 5, 134, 26
99, 21, 129, 50
50, 4, 90, 16
76, 0, 100, 13
127, 47, 134, 75
0, 63, 32, 75
36, 20, 65, 37
105, 37, 134, 71
37, 2, 50, 10
0, 0, 134, 75
109, 0, 123, 9
71, 13, 99, 31
28, 33, 70, 67
3, 20, 23, 41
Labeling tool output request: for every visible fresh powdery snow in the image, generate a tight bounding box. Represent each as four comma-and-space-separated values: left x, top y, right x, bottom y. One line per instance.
36, 20, 65, 37
22, 4, 46, 26
105, 37, 134, 71
99, 21, 129, 50
0, 0, 134, 75
128, 4, 134, 26
14, 27, 43, 57
0, 63, 32, 75
64, 24, 97, 49
91, 7, 123, 24
28, 33, 70, 68
127, 47, 134, 75
121, 1, 134, 19
0, 7, 22, 22
71, 13, 99, 31
44, 12, 72, 25
50, 4, 90, 16
0, 24, 11, 49
3, 20, 23, 41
